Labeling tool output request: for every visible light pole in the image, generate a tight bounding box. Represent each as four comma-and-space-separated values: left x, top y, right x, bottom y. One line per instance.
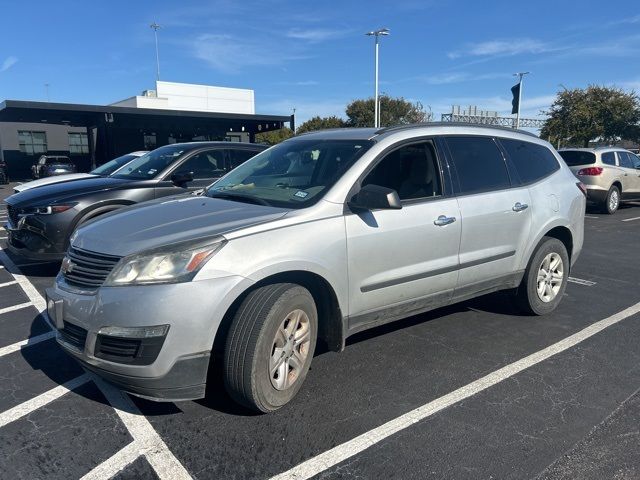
513, 71, 529, 129
150, 22, 162, 81
366, 28, 389, 128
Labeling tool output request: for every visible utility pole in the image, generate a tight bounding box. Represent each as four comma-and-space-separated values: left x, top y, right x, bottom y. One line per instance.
366, 28, 390, 128
150, 22, 161, 81
512, 72, 529, 129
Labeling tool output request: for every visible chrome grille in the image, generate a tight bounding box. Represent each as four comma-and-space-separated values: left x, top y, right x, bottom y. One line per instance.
62, 247, 121, 289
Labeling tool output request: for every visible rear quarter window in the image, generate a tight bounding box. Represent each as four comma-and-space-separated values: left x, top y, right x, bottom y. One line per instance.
500, 139, 560, 184
601, 152, 616, 166
559, 150, 596, 166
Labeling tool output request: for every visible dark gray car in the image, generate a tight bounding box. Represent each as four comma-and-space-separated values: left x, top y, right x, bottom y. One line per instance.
3, 141, 266, 260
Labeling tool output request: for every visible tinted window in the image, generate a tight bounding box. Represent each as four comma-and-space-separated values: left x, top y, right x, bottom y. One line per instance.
229, 149, 261, 170
362, 142, 442, 201
500, 139, 559, 184
112, 145, 186, 180
617, 152, 634, 169
446, 136, 510, 194
632, 154, 640, 169
178, 150, 226, 179
207, 140, 373, 208
559, 150, 596, 166
601, 152, 616, 166
91, 154, 138, 176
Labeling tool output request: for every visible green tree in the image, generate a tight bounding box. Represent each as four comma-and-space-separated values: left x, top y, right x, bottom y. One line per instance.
255, 127, 294, 145
541, 86, 640, 147
296, 115, 346, 134
345, 95, 428, 127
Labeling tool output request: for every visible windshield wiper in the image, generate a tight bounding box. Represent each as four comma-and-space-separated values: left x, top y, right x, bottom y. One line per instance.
208, 192, 271, 206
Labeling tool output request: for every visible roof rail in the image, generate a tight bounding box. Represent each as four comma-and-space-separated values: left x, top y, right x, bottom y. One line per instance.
375, 122, 539, 138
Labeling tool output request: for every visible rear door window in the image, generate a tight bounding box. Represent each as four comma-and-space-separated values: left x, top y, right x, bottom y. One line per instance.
601, 152, 616, 166
500, 139, 560, 184
445, 136, 511, 195
559, 150, 596, 166
178, 149, 226, 179
617, 152, 635, 169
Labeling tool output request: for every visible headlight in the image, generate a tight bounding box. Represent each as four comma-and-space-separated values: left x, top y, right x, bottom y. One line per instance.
20, 203, 76, 216
103, 238, 226, 286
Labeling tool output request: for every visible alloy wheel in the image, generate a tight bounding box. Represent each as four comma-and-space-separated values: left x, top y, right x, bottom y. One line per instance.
536, 252, 564, 303
269, 309, 311, 390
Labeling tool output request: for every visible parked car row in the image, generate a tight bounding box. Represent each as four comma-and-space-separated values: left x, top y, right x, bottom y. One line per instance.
31, 155, 77, 179
4, 125, 586, 413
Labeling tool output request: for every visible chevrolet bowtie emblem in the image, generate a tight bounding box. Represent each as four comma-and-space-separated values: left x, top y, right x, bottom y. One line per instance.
61, 257, 75, 274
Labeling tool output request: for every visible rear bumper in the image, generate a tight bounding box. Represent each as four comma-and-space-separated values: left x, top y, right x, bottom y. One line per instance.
585, 187, 607, 205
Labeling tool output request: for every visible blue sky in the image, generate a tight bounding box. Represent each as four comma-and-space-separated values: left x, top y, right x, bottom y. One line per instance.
1, 0, 639, 128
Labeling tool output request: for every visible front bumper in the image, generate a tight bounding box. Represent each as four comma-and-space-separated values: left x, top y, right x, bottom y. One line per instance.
3, 212, 73, 261
47, 273, 250, 401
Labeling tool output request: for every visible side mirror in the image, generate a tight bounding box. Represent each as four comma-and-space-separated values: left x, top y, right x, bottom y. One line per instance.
171, 171, 194, 185
349, 184, 402, 211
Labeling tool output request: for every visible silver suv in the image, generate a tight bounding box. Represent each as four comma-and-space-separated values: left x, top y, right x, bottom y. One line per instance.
46, 124, 585, 412
559, 147, 640, 214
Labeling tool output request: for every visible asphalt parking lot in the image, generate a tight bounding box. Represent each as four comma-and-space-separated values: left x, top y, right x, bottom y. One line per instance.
1, 180, 639, 480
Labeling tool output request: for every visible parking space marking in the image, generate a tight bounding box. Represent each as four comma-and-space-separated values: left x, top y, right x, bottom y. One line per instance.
0, 301, 32, 315
0, 245, 192, 480
0, 280, 17, 288
584, 215, 599, 219
81, 442, 142, 480
567, 277, 597, 286
93, 377, 192, 480
0, 374, 90, 428
270, 301, 640, 480
0, 331, 56, 358
621, 216, 640, 222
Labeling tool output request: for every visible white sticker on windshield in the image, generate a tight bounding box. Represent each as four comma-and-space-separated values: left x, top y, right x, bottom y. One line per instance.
294, 190, 309, 199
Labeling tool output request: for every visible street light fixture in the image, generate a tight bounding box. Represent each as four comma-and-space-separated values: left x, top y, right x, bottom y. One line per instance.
150, 22, 162, 81
366, 28, 390, 128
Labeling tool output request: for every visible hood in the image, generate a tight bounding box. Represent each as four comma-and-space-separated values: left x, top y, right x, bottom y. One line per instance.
13, 173, 95, 193
73, 195, 290, 256
6, 176, 138, 207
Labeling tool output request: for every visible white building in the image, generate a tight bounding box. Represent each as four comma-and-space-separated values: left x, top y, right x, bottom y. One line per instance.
110, 81, 255, 115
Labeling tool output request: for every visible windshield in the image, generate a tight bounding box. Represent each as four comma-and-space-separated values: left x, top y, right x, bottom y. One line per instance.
111, 145, 186, 180
206, 139, 373, 208
559, 150, 596, 166
91, 154, 139, 176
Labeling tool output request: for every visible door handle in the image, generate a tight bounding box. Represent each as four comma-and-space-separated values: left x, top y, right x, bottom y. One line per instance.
513, 202, 529, 212
434, 215, 456, 226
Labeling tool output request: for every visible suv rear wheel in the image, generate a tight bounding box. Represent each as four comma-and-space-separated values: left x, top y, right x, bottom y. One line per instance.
224, 283, 317, 412
514, 237, 569, 315
603, 185, 620, 214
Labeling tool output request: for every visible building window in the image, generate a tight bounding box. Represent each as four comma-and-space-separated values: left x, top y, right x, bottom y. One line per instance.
68, 132, 89, 154
144, 134, 157, 149
18, 131, 47, 155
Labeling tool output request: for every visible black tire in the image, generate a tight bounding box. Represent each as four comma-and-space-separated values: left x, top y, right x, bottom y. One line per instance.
224, 283, 317, 413
514, 237, 569, 316
602, 185, 620, 215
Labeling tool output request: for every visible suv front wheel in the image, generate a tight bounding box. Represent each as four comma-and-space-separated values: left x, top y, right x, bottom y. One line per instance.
224, 283, 318, 412
514, 237, 569, 315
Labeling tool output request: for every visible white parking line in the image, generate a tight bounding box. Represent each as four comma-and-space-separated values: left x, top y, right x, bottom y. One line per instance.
584, 215, 599, 219
91, 377, 192, 480
621, 216, 640, 222
0, 374, 90, 428
0, 331, 56, 358
0, 280, 17, 288
567, 277, 597, 286
270, 301, 640, 480
0, 246, 192, 479
0, 302, 32, 315
81, 442, 141, 480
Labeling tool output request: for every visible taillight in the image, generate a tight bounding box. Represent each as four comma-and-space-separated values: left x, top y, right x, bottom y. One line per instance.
576, 182, 588, 197
577, 167, 603, 176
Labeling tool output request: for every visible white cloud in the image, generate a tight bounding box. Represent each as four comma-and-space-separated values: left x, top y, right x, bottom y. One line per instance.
286, 28, 348, 43
417, 72, 513, 85
448, 38, 552, 59
192, 34, 306, 73
0, 56, 18, 72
